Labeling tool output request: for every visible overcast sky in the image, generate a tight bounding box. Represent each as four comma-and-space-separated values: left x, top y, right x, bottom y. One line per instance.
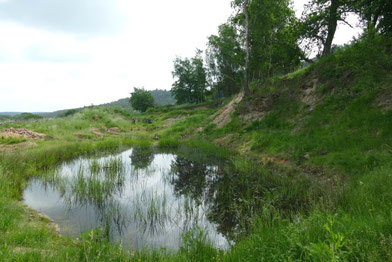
0, 0, 362, 112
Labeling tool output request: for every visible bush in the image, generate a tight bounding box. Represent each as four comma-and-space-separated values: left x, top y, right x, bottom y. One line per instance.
60, 109, 79, 117
130, 88, 155, 112
14, 113, 43, 120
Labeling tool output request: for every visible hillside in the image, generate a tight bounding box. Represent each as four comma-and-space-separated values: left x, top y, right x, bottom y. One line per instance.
210, 37, 392, 173
35, 89, 175, 118
200, 35, 392, 260
143, 36, 392, 260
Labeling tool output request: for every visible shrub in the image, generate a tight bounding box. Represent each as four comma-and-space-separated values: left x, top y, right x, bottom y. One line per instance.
130, 88, 155, 112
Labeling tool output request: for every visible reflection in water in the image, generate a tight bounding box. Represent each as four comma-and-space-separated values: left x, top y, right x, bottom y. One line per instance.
168, 157, 238, 238
130, 147, 155, 170
170, 157, 218, 204
23, 149, 228, 250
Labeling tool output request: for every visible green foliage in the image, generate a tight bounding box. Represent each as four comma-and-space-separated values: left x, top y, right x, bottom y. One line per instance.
100, 90, 174, 110
59, 109, 79, 117
206, 23, 244, 97
130, 88, 155, 112
158, 138, 180, 149
250, 0, 302, 77
353, 0, 392, 35
14, 113, 43, 120
232, 0, 303, 82
0, 136, 26, 145
171, 51, 208, 104
300, 0, 352, 57
0, 115, 11, 121
180, 227, 219, 262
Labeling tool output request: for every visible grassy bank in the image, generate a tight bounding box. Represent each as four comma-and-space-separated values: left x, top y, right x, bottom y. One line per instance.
1, 36, 392, 261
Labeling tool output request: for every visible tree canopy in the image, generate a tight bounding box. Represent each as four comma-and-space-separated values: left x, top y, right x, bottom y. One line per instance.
130, 88, 155, 112
169, 0, 392, 101
206, 23, 245, 98
171, 51, 208, 104
353, 0, 392, 35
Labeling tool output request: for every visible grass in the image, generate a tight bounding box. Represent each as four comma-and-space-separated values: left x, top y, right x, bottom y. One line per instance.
202, 35, 392, 261
0, 35, 391, 261
0, 136, 26, 145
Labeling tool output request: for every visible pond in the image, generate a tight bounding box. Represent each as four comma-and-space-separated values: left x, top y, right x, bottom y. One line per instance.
23, 148, 230, 250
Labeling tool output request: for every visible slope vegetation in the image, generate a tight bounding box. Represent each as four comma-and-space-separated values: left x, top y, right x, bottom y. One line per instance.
203, 35, 392, 261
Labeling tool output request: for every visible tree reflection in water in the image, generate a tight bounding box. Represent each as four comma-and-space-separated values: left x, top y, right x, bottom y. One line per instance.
169, 156, 240, 238
169, 156, 218, 204
130, 147, 155, 170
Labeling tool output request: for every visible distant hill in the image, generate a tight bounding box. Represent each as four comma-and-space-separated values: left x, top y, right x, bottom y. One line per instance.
102, 89, 175, 108
150, 89, 176, 106
0, 90, 175, 119
0, 112, 45, 117
101, 98, 130, 108
0, 112, 22, 116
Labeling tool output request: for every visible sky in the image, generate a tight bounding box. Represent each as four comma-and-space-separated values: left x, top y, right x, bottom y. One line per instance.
0, 0, 362, 112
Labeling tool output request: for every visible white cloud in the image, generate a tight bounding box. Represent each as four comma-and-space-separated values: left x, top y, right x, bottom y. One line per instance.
0, 0, 125, 36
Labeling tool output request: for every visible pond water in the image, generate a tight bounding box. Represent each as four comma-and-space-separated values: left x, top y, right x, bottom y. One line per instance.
23, 148, 229, 250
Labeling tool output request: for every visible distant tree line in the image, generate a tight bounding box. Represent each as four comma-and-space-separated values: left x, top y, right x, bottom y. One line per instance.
0, 113, 43, 121
170, 0, 392, 104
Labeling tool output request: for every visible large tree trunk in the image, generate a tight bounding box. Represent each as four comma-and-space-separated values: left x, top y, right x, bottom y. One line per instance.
243, 0, 251, 96
322, 0, 339, 56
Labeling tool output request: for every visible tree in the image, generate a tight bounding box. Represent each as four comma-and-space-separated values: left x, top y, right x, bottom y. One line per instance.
206, 23, 245, 98
233, 0, 302, 83
301, 0, 352, 57
129, 88, 155, 112
353, 0, 392, 36
171, 51, 208, 104
243, 0, 251, 96
15, 113, 43, 120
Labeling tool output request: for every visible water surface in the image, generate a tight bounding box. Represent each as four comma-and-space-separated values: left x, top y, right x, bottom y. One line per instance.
23, 148, 229, 250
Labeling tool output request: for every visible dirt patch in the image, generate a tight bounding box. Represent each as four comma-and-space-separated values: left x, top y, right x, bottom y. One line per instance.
196, 127, 204, 133
374, 89, 392, 111
301, 78, 320, 111
214, 134, 234, 146
23, 204, 60, 235
261, 155, 292, 167
241, 111, 266, 122
0, 141, 38, 153
0, 128, 46, 139
106, 127, 122, 135
163, 116, 185, 128
75, 127, 122, 138
213, 92, 244, 128
90, 128, 104, 137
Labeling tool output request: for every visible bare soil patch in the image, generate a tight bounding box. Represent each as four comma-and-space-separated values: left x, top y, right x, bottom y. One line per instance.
301, 78, 320, 111
0, 141, 38, 153
374, 88, 392, 111
106, 127, 122, 135
23, 204, 60, 235
162, 116, 185, 128
213, 92, 244, 128
0, 128, 46, 139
